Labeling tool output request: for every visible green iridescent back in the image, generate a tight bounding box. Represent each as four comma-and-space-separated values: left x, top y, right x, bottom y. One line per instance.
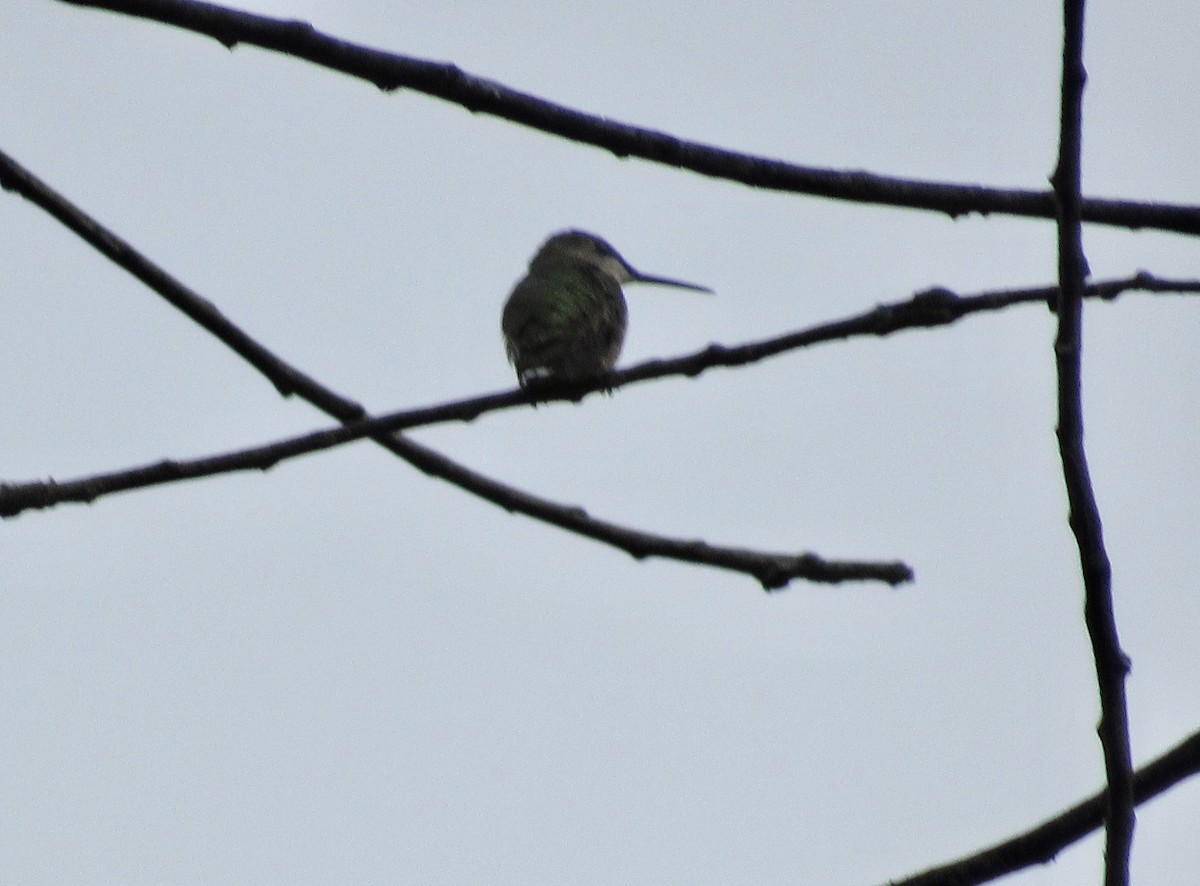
502, 258, 628, 386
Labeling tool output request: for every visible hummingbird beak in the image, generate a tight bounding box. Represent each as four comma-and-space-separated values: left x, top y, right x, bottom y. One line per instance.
628, 269, 713, 293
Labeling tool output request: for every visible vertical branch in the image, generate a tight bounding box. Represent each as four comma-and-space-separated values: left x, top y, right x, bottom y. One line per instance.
1050, 3, 1135, 885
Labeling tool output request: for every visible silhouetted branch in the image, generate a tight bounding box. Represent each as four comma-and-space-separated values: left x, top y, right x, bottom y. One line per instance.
54, 0, 1200, 236
0, 147, 363, 417
1050, 3, 1134, 885
617, 273, 1200, 383
5, 272, 1198, 522
0, 146, 904, 590
385, 434, 911, 589
0, 435, 903, 588
888, 728, 1200, 886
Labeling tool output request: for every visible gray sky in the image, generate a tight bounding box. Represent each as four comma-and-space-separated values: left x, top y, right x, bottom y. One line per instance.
2, 1, 1198, 883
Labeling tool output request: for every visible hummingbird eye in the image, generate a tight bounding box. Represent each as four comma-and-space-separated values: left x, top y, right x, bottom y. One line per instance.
589, 239, 617, 259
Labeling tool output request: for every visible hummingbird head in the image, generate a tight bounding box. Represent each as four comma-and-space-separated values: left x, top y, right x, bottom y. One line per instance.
530, 230, 712, 293
530, 230, 637, 283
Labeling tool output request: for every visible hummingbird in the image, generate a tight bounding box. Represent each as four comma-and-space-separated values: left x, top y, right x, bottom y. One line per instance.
501, 230, 711, 388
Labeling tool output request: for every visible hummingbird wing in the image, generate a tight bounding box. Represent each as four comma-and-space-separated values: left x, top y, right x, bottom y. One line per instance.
502, 265, 628, 383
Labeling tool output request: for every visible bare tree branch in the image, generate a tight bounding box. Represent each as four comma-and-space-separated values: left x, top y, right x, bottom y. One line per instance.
1, 433, 903, 588
1050, 3, 1134, 884
5, 272, 1198, 522
0, 146, 907, 590
384, 434, 912, 590
53, 0, 1200, 236
888, 728, 1200, 886
0, 147, 359, 414
6, 7, 1189, 876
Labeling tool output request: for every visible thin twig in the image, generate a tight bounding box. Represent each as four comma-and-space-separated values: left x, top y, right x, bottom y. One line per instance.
1050, 3, 1134, 884
0, 147, 362, 415
887, 729, 1200, 886
4, 273, 1198, 522
386, 435, 911, 589
0, 146, 905, 590
52, 0, 1200, 236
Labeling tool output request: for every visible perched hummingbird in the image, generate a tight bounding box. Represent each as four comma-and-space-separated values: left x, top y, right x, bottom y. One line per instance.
501, 230, 711, 387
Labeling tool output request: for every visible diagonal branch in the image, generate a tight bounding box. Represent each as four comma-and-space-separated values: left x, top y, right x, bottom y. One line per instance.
4, 272, 1198, 522
0, 146, 906, 590
0, 147, 360, 415
888, 728, 1200, 886
53, 0, 1200, 236
384, 435, 911, 590
1050, 3, 1134, 885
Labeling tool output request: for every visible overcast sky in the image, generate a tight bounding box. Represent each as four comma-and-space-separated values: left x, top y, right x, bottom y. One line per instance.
2, 1, 1198, 883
